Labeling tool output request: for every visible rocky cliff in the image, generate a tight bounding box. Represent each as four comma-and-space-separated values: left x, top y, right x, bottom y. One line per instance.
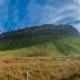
0, 24, 79, 41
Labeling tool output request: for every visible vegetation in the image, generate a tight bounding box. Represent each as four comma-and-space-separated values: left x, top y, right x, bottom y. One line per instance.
0, 58, 80, 80
0, 35, 80, 57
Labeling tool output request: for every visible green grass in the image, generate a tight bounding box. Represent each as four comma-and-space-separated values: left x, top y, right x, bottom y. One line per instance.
0, 35, 80, 57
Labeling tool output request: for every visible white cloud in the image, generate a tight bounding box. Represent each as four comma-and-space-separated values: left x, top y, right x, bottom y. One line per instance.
74, 0, 80, 4
47, 4, 76, 23
73, 0, 80, 32
27, 0, 76, 25
73, 23, 80, 32
24, 0, 80, 32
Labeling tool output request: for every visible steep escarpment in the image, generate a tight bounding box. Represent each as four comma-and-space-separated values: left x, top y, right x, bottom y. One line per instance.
0, 24, 79, 41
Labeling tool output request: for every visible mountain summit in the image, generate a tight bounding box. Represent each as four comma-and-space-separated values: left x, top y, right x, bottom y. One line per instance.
0, 24, 79, 41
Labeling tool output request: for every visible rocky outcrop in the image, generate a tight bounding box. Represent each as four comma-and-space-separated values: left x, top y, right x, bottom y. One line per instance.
0, 24, 79, 41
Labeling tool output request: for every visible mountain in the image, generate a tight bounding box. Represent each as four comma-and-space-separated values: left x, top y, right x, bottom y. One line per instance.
0, 24, 79, 41
0, 24, 80, 57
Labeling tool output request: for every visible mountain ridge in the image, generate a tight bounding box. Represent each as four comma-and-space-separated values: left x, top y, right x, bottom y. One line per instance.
0, 24, 79, 41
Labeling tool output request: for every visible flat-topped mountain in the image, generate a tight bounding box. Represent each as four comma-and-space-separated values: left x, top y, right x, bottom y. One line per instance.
0, 24, 79, 41
0, 24, 80, 57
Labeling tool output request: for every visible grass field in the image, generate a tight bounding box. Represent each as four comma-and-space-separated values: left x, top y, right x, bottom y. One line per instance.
0, 35, 80, 57
0, 35, 80, 80
0, 57, 80, 80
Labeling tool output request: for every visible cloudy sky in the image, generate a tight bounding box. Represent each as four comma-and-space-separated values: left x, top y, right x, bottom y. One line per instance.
0, 0, 80, 32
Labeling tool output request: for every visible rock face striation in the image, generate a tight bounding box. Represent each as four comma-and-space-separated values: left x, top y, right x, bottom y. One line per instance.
0, 24, 79, 41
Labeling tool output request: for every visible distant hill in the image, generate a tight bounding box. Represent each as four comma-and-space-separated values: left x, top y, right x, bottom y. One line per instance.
0, 24, 79, 41
0, 24, 80, 57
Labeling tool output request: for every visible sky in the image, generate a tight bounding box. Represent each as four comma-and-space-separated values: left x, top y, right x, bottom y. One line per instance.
0, 0, 80, 32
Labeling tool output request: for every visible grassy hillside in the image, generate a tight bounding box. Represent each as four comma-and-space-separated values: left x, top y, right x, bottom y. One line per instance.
0, 35, 80, 57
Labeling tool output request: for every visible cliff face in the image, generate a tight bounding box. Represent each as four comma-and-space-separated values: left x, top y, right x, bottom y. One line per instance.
0, 24, 79, 41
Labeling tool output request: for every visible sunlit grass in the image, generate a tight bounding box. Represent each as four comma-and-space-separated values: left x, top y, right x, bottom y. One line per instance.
0, 59, 80, 80
0, 35, 80, 57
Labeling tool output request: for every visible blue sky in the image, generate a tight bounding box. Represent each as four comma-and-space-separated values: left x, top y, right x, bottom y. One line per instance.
0, 0, 80, 32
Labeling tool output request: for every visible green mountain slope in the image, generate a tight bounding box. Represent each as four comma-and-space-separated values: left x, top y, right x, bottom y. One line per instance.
0, 35, 80, 57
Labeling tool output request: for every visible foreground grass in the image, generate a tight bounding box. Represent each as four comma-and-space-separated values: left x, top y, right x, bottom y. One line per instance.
0, 58, 80, 80
0, 35, 80, 57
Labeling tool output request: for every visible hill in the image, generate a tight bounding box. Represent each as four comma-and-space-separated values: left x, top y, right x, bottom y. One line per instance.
0, 24, 80, 57
0, 35, 80, 57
